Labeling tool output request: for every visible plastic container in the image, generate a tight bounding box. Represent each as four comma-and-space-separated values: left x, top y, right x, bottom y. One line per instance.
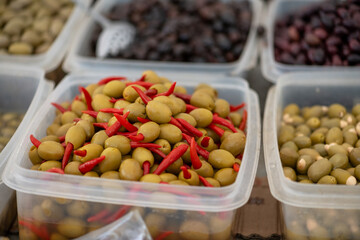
261, 0, 360, 83
0, 64, 54, 234
263, 72, 360, 240
63, 0, 262, 76
0, 0, 90, 72
3, 70, 260, 240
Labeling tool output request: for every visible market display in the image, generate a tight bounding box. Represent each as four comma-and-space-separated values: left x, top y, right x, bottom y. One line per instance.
279, 103, 360, 184
90, 0, 251, 63
0, 112, 24, 153
0, 0, 74, 55
274, 0, 360, 66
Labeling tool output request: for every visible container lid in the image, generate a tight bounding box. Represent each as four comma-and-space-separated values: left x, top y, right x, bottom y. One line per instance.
264, 72, 360, 209
63, 0, 262, 76
3, 70, 260, 212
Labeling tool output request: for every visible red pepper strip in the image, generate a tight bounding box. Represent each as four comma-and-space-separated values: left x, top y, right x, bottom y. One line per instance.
114, 113, 138, 132
74, 95, 80, 101
180, 166, 191, 179
239, 109, 248, 131
208, 123, 225, 137
62, 143, 73, 170
149, 147, 167, 158
169, 117, 191, 135
109, 97, 119, 103
153, 144, 189, 175
233, 163, 240, 172
46, 168, 65, 174
61, 142, 66, 147
182, 133, 209, 160
155, 82, 176, 97
177, 118, 203, 138
105, 120, 121, 137
73, 118, 81, 123
87, 209, 111, 223
99, 108, 124, 114
74, 149, 87, 157
183, 164, 191, 169
236, 153, 243, 160
145, 88, 158, 97
186, 104, 197, 113
143, 161, 150, 175
82, 110, 98, 118
128, 133, 144, 142
230, 103, 245, 112
130, 142, 161, 148
30, 135, 41, 148
190, 137, 202, 169
132, 86, 151, 104
79, 155, 106, 174
19, 220, 50, 240
199, 175, 214, 187
58, 135, 65, 142
102, 205, 131, 224
126, 81, 154, 89
84, 142, 91, 146
93, 122, 108, 129
137, 116, 150, 123
116, 131, 137, 137
212, 115, 237, 133
155, 231, 174, 240
97, 76, 126, 85
200, 136, 210, 148
173, 92, 191, 103
51, 102, 67, 113
160, 181, 169, 184
79, 87, 93, 111
137, 74, 146, 82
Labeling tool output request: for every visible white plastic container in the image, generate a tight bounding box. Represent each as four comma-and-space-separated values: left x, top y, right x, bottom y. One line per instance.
263, 72, 360, 240
3, 70, 260, 239
0, 0, 90, 72
63, 0, 262, 76
0, 64, 54, 234
261, 0, 360, 83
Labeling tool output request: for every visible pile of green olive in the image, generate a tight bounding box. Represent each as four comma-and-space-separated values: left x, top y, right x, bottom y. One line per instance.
0, 111, 24, 153
0, 0, 74, 55
279, 103, 360, 185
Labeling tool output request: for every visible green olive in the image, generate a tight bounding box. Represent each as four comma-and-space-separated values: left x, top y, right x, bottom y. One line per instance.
299, 179, 313, 184
349, 148, 360, 166
57, 218, 86, 238
321, 118, 340, 129
73, 144, 103, 163
103, 80, 126, 98
76, 120, 95, 140
132, 147, 154, 166
214, 99, 230, 118
66, 201, 90, 218
306, 117, 321, 130
84, 171, 99, 177
326, 127, 343, 145
143, 70, 162, 83
312, 144, 327, 157
220, 132, 246, 157
158, 124, 182, 144
134, 121, 159, 143
96, 112, 112, 123
64, 161, 82, 175
192, 160, 214, 178
114, 99, 131, 110
343, 130, 357, 146
307, 158, 333, 183
99, 147, 122, 173
298, 148, 322, 161
280, 147, 299, 168
145, 213, 166, 238
190, 91, 214, 111
60, 111, 77, 125
123, 85, 146, 102
146, 101, 172, 124
295, 124, 311, 137
101, 171, 120, 179
55, 123, 73, 137
204, 177, 221, 187
328, 104, 346, 118
175, 113, 197, 127
91, 94, 113, 111
29, 146, 43, 165
41, 135, 60, 142
38, 141, 64, 160
159, 173, 177, 182
329, 153, 348, 169
104, 135, 131, 155
150, 83, 167, 94
283, 104, 300, 116
71, 100, 87, 117
296, 155, 314, 175
140, 174, 161, 183
208, 149, 235, 169
65, 125, 86, 149
352, 104, 360, 116
166, 157, 183, 175
178, 169, 199, 185
154, 139, 172, 156
331, 168, 357, 185
169, 180, 189, 185
293, 135, 312, 149
170, 95, 186, 114
91, 130, 108, 147
124, 103, 146, 123
354, 165, 360, 180
173, 142, 191, 164
119, 159, 143, 181
80, 113, 96, 124
214, 168, 237, 186
189, 108, 213, 128
283, 166, 296, 181
310, 131, 325, 144
317, 175, 337, 184
278, 125, 295, 146
280, 141, 298, 151
40, 199, 64, 221
179, 219, 210, 240
47, 123, 60, 135
153, 96, 179, 115
197, 136, 217, 152
210, 216, 232, 240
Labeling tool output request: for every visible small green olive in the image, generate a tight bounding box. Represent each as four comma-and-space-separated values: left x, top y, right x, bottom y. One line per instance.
38, 141, 64, 161
331, 168, 357, 185
220, 132, 246, 157
208, 149, 235, 169
283, 166, 296, 181
140, 174, 161, 183
326, 127, 343, 145
57, 218, 86, 239
119, 159, 143, 181
137, 121, 160, 143
103, 80, 126, 98
192, 160, 214, 178
91, 130, 109, 147
65, 125, 86, 149
328, 104, 346, 118
175, 113, 197, 127
61, 111, 78, 125
39, 160, 61, 171
159, 124, 182, 144
66, 201, 90, 218
296, 155, 314, 175
179, 220, 210, 240
318, 175, 337, 184
159, 173, 177, 182
73, 144, 103, 163
307, 158, 333, 183
124, 103, 146, 123
132, 147, 154, 166
71, 100, 87, 117
123, 85, 146, 102
190, 91, 215, 111
214, 168, 237, 186
146, 101, 172, 124
214, 99, 230, 118
189, 108, 213, 128
280, 147, 299, 168
283, 104, 300, 116
99, 147, 122, 173
101, 171, 120, 179
91, 94, 113, 112
64, 161, 82, 175
104, 135, 131, 155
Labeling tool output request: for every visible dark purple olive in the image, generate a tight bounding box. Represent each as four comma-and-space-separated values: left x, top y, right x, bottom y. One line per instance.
313, 28, 328, 40
280, 52, 295, 64
305, 33, 321, 46
348, 54, 360, 65
349, 39, 360, 53
288, 26, 300, 41
334, 26, 349, 36
332, 55, 342, 66
308, 48, 325, 65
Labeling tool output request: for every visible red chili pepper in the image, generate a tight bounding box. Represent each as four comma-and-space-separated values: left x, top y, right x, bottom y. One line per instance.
114, 113, 138, 132
169, 117, 191, 135
199, 175, 214, 187
236, 153, 243, 160
74, 149, 87, 157
67, 103, 72, 111
173, 92, 191, 103
155, 231, 174, 240
51, 102, 67, 113
131, 86, 151, 104
128, 133, 144, 142
239, 109, 247, 131
160, 181, 169, 184
73, 118, 81, 123
79, 87, 93, 111
143, 161, 150, 175
61, 142, 66, 148
177, 118, 203, 138
58, 135, 65, 142
137, 74, 146, 82
62, 143, 73, 170
99, 108, 124, 114
19, 220, 50, 240
212, 115, 237, 133
126, 81, 154, 89
130, 142, 161, 148
109, 97, 122, 103
78, 155, 106, 174
105, 120, 121, 137
137, 116, 150, 123
97, 76, 126, 85
208, 123, 225, 137
200, 136, 210, 148
186, 104, 198, 113
233, 163, 240, 172
82, 110, 98, 118
74, 95, 80, 101
182, 133, 209, 159
145, 88, 158, 97
180, 166, 191, 179
230, 103, 245, 112
87, 209, 111, 223
155, 82, 176, 97
93, 122, 108, 129
153, 144, 189, 175
30, 135, 41, 148
46, 168, 65, 174
102, 205, 131, 224
190, 137, 202, 169
116, 131, 137, 137
149, 147, 167, 158
183, 164, 191, 169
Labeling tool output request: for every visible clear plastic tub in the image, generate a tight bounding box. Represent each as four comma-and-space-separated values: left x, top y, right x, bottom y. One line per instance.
63, 0, 262, 76
0, 0, 90, 72
261, 0, 360, 83
263, 72, 360, 240
3, 70, 260, 239
0, 64, 54, 234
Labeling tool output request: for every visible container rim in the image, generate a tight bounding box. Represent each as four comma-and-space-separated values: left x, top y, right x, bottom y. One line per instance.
63, 0, 262, 75
261, 0, 360, 83
3, 71, 261, 212
263, 72, 360, 209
